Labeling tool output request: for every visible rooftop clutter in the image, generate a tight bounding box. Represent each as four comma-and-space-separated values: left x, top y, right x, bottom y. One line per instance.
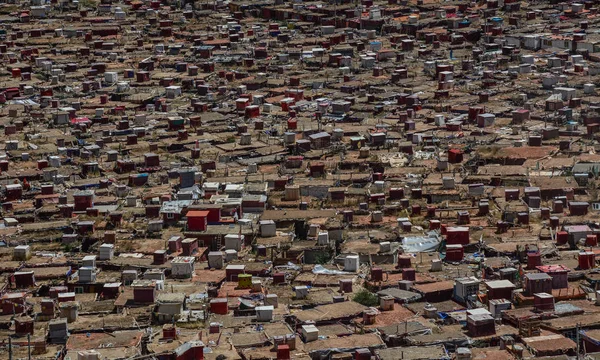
2, 0, 600, 358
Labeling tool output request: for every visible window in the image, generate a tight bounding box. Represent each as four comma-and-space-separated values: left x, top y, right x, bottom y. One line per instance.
563, 329, 576, 341
593, 203, 600, 211
75, 287, 84, 294
166, 213, 174, 219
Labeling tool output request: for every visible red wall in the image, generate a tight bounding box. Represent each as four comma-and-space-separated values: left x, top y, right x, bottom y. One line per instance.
488, 287, 513, 301
584, 338, 600, 353
133, 288, 155, 303
188, 216, 207, 231
446, 229, 469, 245
175, 346, 203, 360
74, 196, 93, 211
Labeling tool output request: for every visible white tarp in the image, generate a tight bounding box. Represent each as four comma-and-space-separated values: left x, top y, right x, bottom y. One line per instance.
8, 99, 38, 106
312, 264, 348, 275
401, 231, 441, 253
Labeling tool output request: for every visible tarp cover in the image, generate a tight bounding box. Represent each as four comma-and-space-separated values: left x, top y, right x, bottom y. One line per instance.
402, 231, 441, 253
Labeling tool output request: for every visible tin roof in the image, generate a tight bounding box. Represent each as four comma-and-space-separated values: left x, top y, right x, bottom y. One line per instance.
485, 280, 516, 289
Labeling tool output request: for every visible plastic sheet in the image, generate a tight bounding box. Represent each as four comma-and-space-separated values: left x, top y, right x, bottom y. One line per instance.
274, 262, 301, 271
312, 264, 349, 275
402, 231, 442, 253
8, 99, 38, 106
